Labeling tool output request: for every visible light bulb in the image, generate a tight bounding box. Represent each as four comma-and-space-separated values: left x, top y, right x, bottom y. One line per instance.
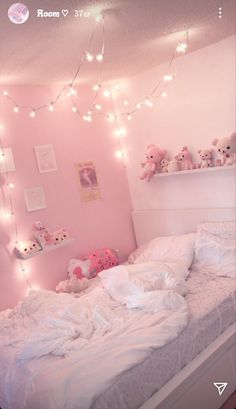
127, 114, 132, 120
123, 99, 129, 106
107, 114, 115, 121
72, 106, 77, 112
93, 84, 100, 91
103, 89, 111, 98
163, 74, 174, 81
87, 115, 92, 122
161, 92, 167, 98
86, 52, 94, 62
48, 103, 54, 112
3, 91, 8, 96
96, 53, 103, 62
8, 183, 15, 189
95, 104, 102, 110
115, 128, 126, 137
176, 42, 187, 53
95, 14, 103, 23
0, 124, 4, 130
13, 106, 19, 113
67, 85, 77, 96
145, 98, 153, 107
136, 103, 142, 109
30, 110, 36, 117
1, 211, 12, 220
114, 84, 120, 92
115, 150, 126, 159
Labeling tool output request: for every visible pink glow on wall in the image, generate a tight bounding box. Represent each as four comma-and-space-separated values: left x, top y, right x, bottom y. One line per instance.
0, 85, 136, 311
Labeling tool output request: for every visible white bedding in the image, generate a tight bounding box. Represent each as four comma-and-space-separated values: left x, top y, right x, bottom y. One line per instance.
0, 262, 188, 409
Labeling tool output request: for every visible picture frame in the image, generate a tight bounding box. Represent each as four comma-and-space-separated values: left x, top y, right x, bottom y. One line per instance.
0, 147, 16, 173
34, 144, 57, 173
24, 186, 47, 212
75, 161, 101, 202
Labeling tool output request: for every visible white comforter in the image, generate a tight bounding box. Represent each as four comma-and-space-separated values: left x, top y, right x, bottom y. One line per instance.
0, 262, 189, 409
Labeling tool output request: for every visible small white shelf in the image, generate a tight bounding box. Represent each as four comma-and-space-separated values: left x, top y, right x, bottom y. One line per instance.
155, 165, 236, 177
15, 239, 74, 260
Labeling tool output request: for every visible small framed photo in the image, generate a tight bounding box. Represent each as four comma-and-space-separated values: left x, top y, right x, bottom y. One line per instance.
24, 187, 47, 212
0, 147, 16, 173
34, 144, 57, 173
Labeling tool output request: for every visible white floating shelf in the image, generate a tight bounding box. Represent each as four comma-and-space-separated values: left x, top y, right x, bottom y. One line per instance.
155, 165, 236, 177
15, 239, 74, 260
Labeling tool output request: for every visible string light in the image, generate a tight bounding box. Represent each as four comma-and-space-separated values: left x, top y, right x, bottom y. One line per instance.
67, 84, 77, 97
72, 106, 77, 112
13, 106, 19, 113
86, 52, 94, 62
93, 84, 101, 91
161, 92, 167, 98
95, 104, 102, 110
95, 14, 103, 23
103, 89, 111, 98
29, 110, 36, 117
96, 53, 103, 62
163, 74, 174, 81
2, 91, 8, 96
115, 128, 126, 137
145, 97, 153, 107
115, 150, 126, 159
7, 183, 15, 189
107, 114, 115, 121
127, 114, 132, 120
136, 103, 142, 109
123, 99, 129, 106
48, 103, 54, 112
176, 42, 187, 53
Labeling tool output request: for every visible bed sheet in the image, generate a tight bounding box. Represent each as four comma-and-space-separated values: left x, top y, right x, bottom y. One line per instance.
92, 271, 236, 409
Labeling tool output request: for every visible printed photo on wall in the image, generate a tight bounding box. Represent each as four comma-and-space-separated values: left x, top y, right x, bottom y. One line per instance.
34, 144, 57, 173
75, 161, 101, 202
24, 186, 47, 212
0, 147, 16, 173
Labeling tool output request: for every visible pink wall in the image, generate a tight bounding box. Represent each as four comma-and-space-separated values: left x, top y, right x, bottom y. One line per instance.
115, 36, 236, 211
0, 85, 136, 311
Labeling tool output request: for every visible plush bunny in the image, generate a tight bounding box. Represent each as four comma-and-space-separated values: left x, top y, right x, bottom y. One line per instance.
198, 149, 213, 168
212, 132, 236, 165
175, 146, 194, 170
140, 144, 166, 181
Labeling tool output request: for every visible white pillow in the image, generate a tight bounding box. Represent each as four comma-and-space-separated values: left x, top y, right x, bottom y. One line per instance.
192, 230, 235, 277
131, 233, 196, 270
197, 221, 235, 239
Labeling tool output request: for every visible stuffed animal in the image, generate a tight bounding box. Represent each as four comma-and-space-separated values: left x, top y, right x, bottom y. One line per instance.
175, 146, 194, 171
33, 221, 53, 248
15, 239, 42, 259
140, 144, 166, 181
198, 149, 213, 168
53, 228, 70, 245
160, 158, 169, 173
167, 158, 180, 173
56, 276, 88, 293
68, 248, 119, 280
212, 132, 236, 165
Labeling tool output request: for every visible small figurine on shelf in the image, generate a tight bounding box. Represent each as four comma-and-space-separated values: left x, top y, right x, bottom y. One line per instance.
212, 132, 236, 166
140, 144, 166, 181
167, 158, 180, 173
33, 221, 53, 248
160, 158, 169, 173
15, 239, 42, 259
53, 228, 70, 245
175, 146, 194, 171
197, 149, 214, 168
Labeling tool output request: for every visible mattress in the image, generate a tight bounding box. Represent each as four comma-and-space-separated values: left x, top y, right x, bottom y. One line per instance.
92, 271, 236, 409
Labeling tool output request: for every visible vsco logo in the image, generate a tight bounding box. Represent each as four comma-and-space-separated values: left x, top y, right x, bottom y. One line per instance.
8, 3, 29, 24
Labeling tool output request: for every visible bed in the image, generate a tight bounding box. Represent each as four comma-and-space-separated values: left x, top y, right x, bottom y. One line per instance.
0, 208, 235, 409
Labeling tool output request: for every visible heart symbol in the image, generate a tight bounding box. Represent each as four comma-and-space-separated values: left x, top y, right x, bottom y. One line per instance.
61, 9, 68, 17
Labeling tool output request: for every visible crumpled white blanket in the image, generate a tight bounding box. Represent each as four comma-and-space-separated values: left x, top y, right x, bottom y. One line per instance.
0, 261, 189, 409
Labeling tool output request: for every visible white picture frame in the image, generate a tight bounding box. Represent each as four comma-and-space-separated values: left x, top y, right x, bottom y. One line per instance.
24, 187, 47, 212
0, 147, 16, 173
34, 144, 57, 173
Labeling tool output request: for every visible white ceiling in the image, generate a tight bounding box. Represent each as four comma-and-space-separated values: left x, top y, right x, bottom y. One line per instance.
0, 0, 235, 85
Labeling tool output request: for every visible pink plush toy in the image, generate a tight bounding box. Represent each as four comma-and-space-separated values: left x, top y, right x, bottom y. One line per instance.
212, 132, 236, 166
68, 248, 119, 280
198, 149, 213, 168
140, 144, 166, 181
175, 146, 194, 171
53, 228, 70, 245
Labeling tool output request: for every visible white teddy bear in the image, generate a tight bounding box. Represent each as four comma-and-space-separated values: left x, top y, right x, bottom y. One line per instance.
212, 132, 236, 166
198, 149, 213, 168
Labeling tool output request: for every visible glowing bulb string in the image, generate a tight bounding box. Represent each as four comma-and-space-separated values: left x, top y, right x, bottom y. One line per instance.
0, 134, 32, 289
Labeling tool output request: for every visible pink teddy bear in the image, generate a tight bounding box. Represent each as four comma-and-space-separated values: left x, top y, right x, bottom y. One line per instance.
175, 146, 194, 171
140, 144, 166, 181
198, 149, 213, 168
212, 132, 236, 166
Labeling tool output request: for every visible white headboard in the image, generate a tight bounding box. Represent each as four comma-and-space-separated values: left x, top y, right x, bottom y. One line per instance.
132, 208, 235, 246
